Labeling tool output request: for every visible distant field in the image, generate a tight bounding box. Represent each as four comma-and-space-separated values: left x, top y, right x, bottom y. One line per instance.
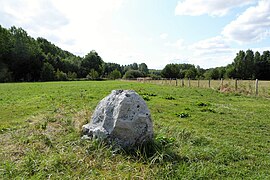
138, 79, 270, 97
1, 81, 270, 179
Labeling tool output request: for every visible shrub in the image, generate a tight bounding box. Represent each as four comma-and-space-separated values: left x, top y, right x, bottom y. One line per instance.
123, 70, 144, 79
67, 72, 77, 80
86, 69, 99, 80
108, 69, 122, 80
55, 69, 67, 81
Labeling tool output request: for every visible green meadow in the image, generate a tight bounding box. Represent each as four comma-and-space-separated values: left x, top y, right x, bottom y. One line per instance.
0, 81, 270, 179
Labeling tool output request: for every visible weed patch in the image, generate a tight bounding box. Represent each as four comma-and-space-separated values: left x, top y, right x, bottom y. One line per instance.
122, 134, 179, 166
201, 108, 216, 113
165, 95, 176, 100
140, 92, 157, 97
197, 102, 209, 107
142, 95, 150, 101
176, 112, 190, 118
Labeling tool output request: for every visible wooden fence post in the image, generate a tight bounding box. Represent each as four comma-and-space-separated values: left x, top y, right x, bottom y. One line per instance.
235, 79, 238, 91
255, 79, 259, 96
188, 78, 191, 87
181, 79, 184, 87
208, 79, 211, 88
176, 79, 178, 86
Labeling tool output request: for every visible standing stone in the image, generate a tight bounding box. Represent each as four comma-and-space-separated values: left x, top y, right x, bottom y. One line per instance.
82, 90, 153, 148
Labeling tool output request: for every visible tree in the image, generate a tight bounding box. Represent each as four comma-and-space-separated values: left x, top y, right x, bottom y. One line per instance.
196, 65, 204, 79
233, 50, 245, 79
40, 62, 55, 81
139, 63, 149, 76
87, 69, 99, 80
55, 69, 67, 81
259, 51, 270, 80
149, 69, 162, 79
9, 26, 43, 81
225, 64, 236, 79
0, 62, 12, 82
81, 50, 103, 78
109, 69, 122, 80
0, 26, 12, 82
204, 68, 219, 80
185, 68, 197, 79
161, 64, 179, 78
0, 25, 12, 65
102, 62, 122, 78
254, 51, 261, 79
123, 70, 143, 79
217, 67, 226, 79
244, 49, 254, 79
67, 72, 77, 80
131, 63, 138, 70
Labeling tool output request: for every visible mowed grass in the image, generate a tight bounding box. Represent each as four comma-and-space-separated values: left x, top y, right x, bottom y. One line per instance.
0, 81, 270, 179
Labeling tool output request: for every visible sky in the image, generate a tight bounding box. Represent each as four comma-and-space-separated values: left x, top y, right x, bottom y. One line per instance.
0, 0, 270, 69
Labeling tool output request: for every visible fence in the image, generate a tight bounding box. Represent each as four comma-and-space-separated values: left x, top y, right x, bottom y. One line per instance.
134, 78, 270, 97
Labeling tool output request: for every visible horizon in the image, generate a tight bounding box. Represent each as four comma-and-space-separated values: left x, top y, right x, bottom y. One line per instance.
1, 0, 270, 69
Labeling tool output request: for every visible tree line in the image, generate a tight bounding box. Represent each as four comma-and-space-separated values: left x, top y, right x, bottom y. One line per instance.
1, 25, 270, 82
0, 25, 149, 82
161, 49, 270, 80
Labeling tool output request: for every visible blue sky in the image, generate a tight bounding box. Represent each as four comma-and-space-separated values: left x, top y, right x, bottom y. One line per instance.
0, 0, 270, 69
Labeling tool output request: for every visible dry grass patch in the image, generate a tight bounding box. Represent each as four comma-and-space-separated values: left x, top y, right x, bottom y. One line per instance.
72, 109, 91, 133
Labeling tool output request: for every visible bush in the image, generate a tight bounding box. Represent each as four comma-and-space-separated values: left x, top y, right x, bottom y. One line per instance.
0, 63, 12, 82
67, 72, 77, 80
86, 69, 99, 80
108, 69, 122, 80
123, 70, 144, 79
55, 69, 67, 81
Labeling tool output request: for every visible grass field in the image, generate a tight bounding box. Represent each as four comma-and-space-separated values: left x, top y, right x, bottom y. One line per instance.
0, 81, 270, 179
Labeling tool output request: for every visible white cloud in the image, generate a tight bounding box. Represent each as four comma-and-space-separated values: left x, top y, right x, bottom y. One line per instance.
49, 0, 125, 55
165, 39, 185, 49
190, 54, 235, 68
160, 33, 168, 39
0, 0, 69, 30
252, 46, 270, 54
175, 0, 256, 16
190, 36, 232, 55
0, 0, 125, 56
222, 0, 270, 43
188, 36, 236, 68
160, 36, 236, 68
